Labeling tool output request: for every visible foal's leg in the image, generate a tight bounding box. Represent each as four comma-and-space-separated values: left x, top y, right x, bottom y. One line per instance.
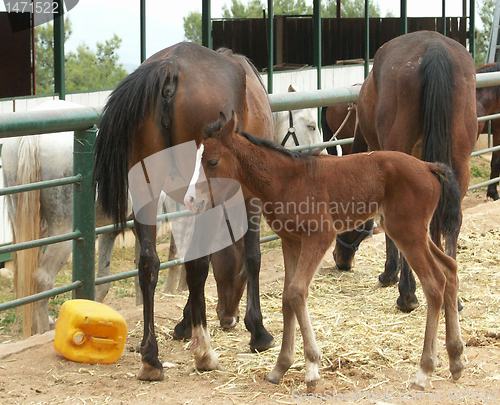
95, 230, 119, 302
284, 236, 334, 388
185, 255, 219, 371
429, 242, 464, 380
135, 219, 163, 381
267, 239, 299, 384
243, 199, 274, 352
396, 237, 446, 390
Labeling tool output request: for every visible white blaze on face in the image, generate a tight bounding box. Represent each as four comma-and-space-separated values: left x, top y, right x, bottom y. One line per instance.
184, 143, 204, 211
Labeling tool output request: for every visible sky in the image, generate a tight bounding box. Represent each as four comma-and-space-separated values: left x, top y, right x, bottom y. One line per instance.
1, 0, 477, 71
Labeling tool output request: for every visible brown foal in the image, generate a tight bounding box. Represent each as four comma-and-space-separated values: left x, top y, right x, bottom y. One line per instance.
187, 112, 464, 390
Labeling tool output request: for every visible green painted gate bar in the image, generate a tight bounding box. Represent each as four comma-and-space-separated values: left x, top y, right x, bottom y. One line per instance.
72, 128, 97, 300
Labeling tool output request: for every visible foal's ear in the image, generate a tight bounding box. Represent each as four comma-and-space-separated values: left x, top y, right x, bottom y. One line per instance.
221, 110, 239, 138
288, 84, 296, 92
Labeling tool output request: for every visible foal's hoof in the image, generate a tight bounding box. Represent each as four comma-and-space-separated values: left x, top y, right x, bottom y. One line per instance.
173, 319, 192, 340
250, 330, 275, 352
410, 369, 429, 391
450, 359, 464, 381
397, 294, 419, 313
194, 350, 220, 371
378, 272, 399, 287
137, 362, 164, 381
457, 299, 464, 312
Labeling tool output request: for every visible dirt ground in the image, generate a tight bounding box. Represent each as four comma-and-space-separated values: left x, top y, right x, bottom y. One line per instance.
0, 198, 499, 405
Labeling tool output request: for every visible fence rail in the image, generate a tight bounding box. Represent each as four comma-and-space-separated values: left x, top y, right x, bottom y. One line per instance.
1, 70, 500, 315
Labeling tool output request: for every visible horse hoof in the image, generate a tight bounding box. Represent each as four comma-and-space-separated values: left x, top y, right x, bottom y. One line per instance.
410, 369, 428, 391
397, 294, 419, 313
173, 321, 191, 340
457, 299, 464, 312
486, 190, 499, 201
450, 359, 464, 381
194, 350, 220, 371
306, 379, 319, 393
137, 362, 164, 381
250, 331, 275, 352
266, 370, 282, 384
378, 272, 398, 287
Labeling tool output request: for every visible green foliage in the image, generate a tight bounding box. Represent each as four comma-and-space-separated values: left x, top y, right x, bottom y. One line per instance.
35, 19, 127, 95
183, 11, 202, 43
222, 0, 265, 18
322, 0, 380, 18
475, 0, 494, 65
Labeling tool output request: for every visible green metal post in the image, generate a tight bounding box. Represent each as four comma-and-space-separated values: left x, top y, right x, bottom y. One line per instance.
202, 0, 212, 49
364, 0, 369, 78
267, 0, 274, 94
72, 128, 96, 300
469, 0, 475, 57
400, 0, 407, 34
313, 0, 322, 90
442, 0, 447, 36
140, 0, 146, 62
53, 0, 65, 99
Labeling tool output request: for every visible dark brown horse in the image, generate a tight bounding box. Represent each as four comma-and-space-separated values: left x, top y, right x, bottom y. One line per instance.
94, 42, 274, 380
476, 63, 500, 201
187, 111, 464, 390
333, 31, 477, 312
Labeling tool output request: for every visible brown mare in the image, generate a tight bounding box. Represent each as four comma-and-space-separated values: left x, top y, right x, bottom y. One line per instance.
476, 63, 500, 201
187, 111, 464, 390
333, 31, 477, 312
94, 42, 275, 380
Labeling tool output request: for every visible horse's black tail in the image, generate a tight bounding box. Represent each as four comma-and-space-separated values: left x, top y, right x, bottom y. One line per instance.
420, 41, 454, 165
420, 41, 455, 238
94, 57, 178, 229
430, 163, 462, 240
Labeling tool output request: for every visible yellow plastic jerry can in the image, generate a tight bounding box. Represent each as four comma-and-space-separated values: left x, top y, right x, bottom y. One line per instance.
54, 299, 128, 364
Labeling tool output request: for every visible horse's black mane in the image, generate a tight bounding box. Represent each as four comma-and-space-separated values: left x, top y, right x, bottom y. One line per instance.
239, 131, 309, 159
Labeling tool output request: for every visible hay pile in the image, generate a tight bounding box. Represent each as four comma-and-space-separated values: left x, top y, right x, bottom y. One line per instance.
126, 227, 500, 400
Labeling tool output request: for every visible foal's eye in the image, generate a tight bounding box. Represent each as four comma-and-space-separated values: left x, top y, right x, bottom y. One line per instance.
307, 125, 316, 131
207, 159, 219, 167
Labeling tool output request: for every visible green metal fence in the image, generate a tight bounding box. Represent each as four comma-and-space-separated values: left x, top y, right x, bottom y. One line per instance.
1, 71, 500, 313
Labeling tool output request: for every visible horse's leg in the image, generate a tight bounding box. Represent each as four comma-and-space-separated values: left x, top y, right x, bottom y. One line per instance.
135, 219, 163, 381
185, 255, 219, 371
164, 232, 187, 293
243, 199, 274, 352
429, 242, 464, 380
487, 128, 500, 200
396, 254, 419, 312
377, 235, 399, 286
95, 231, 119, 302
33, 240, 72, 333
133, 232, 143, 306
267, 238, 299, 384
212, 241, 245, 330
395, 236, 445, 390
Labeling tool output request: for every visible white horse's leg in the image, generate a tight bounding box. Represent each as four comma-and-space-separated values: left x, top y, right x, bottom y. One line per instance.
34, 240, 72, 333
163, 233, 187, 293
95, 231, 119, 302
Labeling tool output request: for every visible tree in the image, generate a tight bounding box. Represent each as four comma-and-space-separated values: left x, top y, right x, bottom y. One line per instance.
35, 19, 127, 95
322, 0, 380, 18
475, 0, 494, 65
183, 11, 202, 44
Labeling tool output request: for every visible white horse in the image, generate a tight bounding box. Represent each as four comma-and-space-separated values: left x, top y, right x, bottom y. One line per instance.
272, 85, 324, 152
2, 100, 119, 336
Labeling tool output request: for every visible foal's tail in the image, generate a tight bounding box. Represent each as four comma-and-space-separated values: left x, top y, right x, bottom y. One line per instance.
94, 57, 178, 228
9, 137, 42, 336
429, 163, 462, 240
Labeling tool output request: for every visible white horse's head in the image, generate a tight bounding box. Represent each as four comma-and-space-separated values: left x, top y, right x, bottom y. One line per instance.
273, 85, 325, 155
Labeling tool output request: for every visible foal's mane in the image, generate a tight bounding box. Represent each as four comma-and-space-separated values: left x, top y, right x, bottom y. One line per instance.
239, 131, 309, 159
